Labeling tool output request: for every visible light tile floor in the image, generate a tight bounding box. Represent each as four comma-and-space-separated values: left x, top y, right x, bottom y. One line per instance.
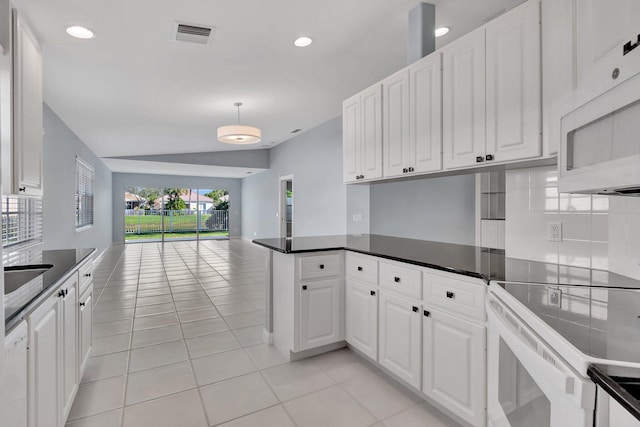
67, 239, 460, 427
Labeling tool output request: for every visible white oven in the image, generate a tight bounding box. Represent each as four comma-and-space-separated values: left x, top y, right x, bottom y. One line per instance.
486, 290, 596, 427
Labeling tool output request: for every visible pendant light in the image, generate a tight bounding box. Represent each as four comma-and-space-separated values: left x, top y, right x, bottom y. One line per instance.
217, 102, 262, 144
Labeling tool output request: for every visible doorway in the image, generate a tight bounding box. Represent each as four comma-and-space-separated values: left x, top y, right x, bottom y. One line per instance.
124, 187, 230, 242
279, 176, 293, 239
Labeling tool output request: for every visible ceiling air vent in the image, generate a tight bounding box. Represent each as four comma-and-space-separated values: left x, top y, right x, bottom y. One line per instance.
173, 22, 216, 45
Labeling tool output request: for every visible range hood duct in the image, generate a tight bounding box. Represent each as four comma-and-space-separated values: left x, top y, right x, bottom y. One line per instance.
407, 2, 436, 64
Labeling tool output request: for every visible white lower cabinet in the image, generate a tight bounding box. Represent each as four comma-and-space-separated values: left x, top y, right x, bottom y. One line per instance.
378, 290, 422, 389
78, 285, 93, 380
345, 280, 378, 360
298, 278, 344, 351
25, 258, 94, 427
60, 275, 79, 421
422, 308, 486, 427
28, 292, 61, 427
2, 321, 29, 427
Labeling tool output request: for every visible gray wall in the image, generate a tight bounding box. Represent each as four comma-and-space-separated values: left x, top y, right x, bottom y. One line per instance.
43, 105, 113, 255
370, 175, 476, 245
111, 173, 242, 243
242, 116, 347, 239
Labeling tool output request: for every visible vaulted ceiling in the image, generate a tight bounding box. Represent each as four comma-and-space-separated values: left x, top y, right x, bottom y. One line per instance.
15, 0, 524, 175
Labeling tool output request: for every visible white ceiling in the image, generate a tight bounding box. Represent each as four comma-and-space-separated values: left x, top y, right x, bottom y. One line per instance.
16, 0, 525, 164
102, 158, 266, 178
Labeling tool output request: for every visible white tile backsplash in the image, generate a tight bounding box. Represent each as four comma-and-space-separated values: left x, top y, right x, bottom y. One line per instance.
506, 165, 640, 280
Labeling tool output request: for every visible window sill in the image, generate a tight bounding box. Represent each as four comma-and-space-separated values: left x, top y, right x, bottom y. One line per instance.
76, 224, 94, 233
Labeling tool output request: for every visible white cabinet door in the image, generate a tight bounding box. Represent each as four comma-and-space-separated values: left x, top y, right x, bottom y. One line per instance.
12, 11, 43, 196
486, 0, 541, 164
575, 0, 640, 90
360, 84, 383, 181
343, 85, 382, 183
423, 309, 486, 427
28, 294, 61, 427
410, 53, 442, 174
383, 70, 411, 177
343, 94, 361, 183
78, 286, 93, 380
298, 278, 343, 351
345, 280, 378, 361
2, 321, 28, 427
61, 275, 79, 422
442, 27, 486, 170
378, 291, 421, 388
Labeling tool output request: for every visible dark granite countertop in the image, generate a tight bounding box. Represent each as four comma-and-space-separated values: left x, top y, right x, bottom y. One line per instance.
589, 365, 640, 421
252, 234, 640, 288
5, 248, 95, 331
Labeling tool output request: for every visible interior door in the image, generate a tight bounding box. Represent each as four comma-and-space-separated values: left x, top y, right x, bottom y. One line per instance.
442, 27, 487, 169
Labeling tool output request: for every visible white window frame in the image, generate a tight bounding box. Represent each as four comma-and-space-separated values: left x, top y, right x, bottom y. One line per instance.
75, 156, 94, 231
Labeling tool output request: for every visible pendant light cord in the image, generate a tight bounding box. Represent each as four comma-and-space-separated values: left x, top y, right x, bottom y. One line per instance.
234, 102, 242, 125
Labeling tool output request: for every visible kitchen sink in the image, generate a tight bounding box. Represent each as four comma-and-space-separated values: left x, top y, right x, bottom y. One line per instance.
4, 264, 54, 295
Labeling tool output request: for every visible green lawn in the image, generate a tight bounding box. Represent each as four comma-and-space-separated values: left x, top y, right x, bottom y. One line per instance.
125, 213, 229, 241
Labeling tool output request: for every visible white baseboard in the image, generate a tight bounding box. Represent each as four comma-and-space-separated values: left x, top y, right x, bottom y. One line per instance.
263, 329, 274, 345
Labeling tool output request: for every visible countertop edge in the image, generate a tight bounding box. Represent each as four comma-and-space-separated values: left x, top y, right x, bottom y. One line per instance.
5, 248, 96, 333
588, 365, 640, 422
252, 240, 489, 283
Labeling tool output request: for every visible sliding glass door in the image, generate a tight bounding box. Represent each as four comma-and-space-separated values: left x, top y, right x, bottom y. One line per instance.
124, 187, 229, 243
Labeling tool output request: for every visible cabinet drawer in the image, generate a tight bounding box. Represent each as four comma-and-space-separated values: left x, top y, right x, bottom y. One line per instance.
299, 253, 342, 280
78, 259, 93, 295
345, 252, 378, 285
423, 271, 486, 321
379, 261, 422, 300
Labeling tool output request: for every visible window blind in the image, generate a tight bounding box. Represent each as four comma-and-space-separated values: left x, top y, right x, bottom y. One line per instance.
75, 157, 94, 229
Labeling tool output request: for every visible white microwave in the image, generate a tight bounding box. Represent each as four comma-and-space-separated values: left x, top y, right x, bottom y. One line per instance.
559, 68, 640, 196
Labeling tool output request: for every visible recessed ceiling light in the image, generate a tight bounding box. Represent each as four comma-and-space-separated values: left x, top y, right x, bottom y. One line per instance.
435, 27, 450, 38
294, 36, 313, 47
66, 26, 95, 39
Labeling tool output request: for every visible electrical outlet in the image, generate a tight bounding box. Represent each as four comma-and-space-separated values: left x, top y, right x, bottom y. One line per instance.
352, 214, 363, 222
253, 232, 257, 236
548, 288, 562, 308
548, 222, 562, 242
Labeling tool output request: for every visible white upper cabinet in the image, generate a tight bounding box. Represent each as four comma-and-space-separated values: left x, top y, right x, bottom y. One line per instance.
443, 0, 541, 169
343, 85, 383, 183
575, 0, 640, 90
384, 54, 443, 178
382, 70, 411, 177
410, 53, 443, 174
11, 10, 43, 196
343, 94, 360, 183
485, 0, 541, 163
442, 27, 487, 170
